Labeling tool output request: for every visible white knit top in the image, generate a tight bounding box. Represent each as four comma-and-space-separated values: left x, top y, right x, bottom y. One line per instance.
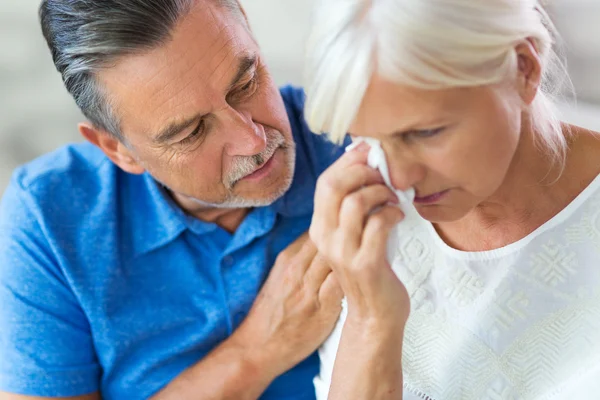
315, 173, 600, 400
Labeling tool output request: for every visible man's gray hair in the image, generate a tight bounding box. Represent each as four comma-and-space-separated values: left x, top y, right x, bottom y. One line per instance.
40, 0, 243, 140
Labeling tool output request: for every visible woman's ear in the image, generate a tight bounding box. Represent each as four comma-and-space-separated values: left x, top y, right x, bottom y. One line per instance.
514, 39, 543, 106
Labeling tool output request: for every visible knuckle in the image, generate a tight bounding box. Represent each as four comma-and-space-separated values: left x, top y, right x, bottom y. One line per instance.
312, 253, 329, 268
348, 255, 368, 272
345, 148, 364, 163
317, 174, 339, 195
317, 236, 333, 256
369, 213, 388, 230
345, 192, 366, 215
308, 225, 320, 244
357, 167, 374, 186
386, 207, 405, 225
294, 231, 310, 246
276, 252, 292, 267
353, 252, 369, 269
332, 255, 345, 271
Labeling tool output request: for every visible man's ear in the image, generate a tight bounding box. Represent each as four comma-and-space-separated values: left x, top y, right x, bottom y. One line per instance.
514, 39, 543, 106
78, 122, 145, 175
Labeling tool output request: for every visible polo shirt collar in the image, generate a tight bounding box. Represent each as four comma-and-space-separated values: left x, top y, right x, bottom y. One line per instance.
130, 173, 214, 257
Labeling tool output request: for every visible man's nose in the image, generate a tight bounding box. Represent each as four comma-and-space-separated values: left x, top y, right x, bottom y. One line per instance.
220, 106, 266, 157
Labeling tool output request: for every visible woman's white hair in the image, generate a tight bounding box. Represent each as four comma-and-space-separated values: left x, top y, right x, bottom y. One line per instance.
304, 0, 573, 165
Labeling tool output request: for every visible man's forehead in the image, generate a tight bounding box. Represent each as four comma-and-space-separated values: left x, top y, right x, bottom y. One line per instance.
97, 1, 257, 136
105, 2, 251, 83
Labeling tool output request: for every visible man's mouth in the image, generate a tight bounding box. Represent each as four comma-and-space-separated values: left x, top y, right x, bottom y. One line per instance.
240, 146, 280, 182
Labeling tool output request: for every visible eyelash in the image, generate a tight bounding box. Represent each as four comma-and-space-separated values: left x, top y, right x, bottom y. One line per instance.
241, 76, 256, 92
409, 127, 445, 140
236, 72, 259, 98
177, 72, 259, 146
179, 119, 205, 145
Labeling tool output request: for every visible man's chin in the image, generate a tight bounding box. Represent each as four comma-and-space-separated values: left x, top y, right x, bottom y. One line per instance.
224, 178, 293, 209
224, 150, 295, 208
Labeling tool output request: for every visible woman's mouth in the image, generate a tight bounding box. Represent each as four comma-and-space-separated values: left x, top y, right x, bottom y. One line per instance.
413, 189, 450, 205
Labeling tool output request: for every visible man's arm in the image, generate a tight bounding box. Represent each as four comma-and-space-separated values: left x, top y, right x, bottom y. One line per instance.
0, 180, 102, 398
149, 331, 269, 400
0, 231, 341, 400
151, 232, 343, 400
1, 171, 342, 399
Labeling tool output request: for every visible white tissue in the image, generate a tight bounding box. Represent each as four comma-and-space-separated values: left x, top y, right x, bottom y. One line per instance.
346, 137, 422, 262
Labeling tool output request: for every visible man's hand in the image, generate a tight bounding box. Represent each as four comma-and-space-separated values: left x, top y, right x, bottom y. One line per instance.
152, 232, 343, 400
231, 232, 344, 378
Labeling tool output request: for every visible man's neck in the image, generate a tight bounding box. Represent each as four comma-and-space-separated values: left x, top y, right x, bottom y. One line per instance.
170, 192, 252, 233
197, 207, 252, 233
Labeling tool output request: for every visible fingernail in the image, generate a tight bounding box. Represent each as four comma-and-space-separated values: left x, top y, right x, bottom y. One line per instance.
355, 142, 370, 152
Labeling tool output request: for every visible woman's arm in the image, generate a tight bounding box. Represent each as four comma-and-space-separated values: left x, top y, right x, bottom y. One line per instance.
329, 318, 405, 399
310, 145, 409, 400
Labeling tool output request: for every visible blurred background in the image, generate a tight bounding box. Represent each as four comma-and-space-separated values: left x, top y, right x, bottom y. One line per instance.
0, 0, 599, 194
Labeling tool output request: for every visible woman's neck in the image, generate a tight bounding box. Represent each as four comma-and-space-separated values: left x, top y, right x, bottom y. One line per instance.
436, 123, 600, 251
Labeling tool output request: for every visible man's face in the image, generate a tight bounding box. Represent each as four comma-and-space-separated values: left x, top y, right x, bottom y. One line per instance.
98, 2, 295, 209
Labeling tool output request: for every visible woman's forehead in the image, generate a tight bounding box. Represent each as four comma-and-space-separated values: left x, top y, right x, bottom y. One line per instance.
352, 77, 478, 135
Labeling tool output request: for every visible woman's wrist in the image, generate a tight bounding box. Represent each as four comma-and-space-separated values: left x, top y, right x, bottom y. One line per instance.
344, 311, 407, 340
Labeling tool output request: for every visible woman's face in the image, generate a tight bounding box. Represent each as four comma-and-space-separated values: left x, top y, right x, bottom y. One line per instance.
350, 75, 525, 223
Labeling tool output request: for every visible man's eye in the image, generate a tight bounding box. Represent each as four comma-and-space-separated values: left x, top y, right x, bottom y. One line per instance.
239, 74, 258, 94
227, 72, 260, 104
179, 120, 205, 145
241, 78, 255, 92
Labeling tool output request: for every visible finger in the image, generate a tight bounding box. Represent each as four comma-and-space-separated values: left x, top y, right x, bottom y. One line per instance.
312, 163, 384, 244
286, 231, 310, 255
360, 205, 405, 267
318, 271, 344, 310
304, 253, 333, 292
272, 232, 316, 282
333, 142, 371, 168
293, 237, 319, 276
338, 184, 399, 250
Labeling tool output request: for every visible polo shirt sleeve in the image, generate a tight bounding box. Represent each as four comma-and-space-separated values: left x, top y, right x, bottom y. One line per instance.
0, 175, 101, 396
280, 85, 351, 176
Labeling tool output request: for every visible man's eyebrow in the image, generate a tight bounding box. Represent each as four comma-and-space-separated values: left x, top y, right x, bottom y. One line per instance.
227, 54, 257, 91
153, 55, 257, 144
153, 114, 203, 144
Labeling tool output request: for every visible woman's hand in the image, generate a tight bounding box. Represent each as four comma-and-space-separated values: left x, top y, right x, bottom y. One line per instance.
310, 143, 410, 329
311, 144, 409, 399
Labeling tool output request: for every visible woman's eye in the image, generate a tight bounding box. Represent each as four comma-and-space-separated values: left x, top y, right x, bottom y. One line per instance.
413, 127, 445, 139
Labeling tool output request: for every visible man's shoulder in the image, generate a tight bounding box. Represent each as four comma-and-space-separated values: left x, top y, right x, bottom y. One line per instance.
13, 142, 109, 190
5, 142, 117, 221
279, 85, 308, 134
279, 85, 306, 111
10, 142, 113, 196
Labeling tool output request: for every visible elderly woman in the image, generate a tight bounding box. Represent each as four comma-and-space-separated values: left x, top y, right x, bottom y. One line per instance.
304, 0, 600, 399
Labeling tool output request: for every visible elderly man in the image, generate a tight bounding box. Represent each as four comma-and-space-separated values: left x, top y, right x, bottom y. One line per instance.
0, 1, 347, 399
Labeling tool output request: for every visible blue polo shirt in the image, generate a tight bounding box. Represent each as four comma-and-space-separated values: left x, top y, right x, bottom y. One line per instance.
0, 86, 345, 399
